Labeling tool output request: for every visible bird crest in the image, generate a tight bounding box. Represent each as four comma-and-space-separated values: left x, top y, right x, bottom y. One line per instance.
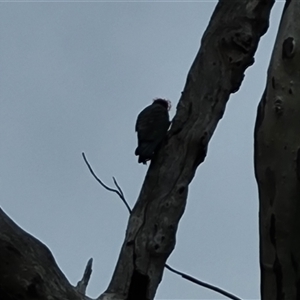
153, 98, 172, 111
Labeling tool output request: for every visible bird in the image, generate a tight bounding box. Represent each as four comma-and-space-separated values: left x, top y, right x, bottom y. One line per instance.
135, 98, 171, 164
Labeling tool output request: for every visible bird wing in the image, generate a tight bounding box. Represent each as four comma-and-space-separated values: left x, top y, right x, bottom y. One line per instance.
135, 104, 170, 142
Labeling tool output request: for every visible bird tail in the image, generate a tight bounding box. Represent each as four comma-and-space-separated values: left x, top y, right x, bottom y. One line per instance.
135, 143, 157, 164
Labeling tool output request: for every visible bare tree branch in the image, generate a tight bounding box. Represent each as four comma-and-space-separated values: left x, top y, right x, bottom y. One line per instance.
76, 258, 93, 295
0, 208, 87, 300
82, 152, 242, 300
112, 177, 125, 200
82, 152, 131, 214
164, 264, 241, 300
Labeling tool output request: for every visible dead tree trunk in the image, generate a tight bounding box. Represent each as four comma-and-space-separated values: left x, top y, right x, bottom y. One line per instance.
103, 1, 274, 299
254, 1, 300, 299
0, 1, 275, 300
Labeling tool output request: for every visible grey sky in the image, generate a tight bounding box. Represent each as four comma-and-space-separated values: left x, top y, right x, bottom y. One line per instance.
0, 2, 283, 299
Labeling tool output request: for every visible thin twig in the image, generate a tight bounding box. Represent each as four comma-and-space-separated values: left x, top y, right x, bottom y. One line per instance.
82, 152, 131, 214
82, 152, 242, 300
113, 176, 125, 199
76, 258, 93, 295
164, 264, 241, 300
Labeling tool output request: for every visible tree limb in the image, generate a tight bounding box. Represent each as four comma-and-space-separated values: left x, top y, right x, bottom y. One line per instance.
82, 153, 131, 214
99, 1, 275, 299
164, 264, 241, 300
0, 208, 88, 300
82, 152, 242, 300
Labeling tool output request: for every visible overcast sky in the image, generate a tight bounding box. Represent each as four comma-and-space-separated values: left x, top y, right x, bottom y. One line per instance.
0, 2, 284, 299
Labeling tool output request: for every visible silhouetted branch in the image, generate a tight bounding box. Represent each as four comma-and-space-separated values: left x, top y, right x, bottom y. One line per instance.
164, 264, 241, 300
82, 152, 131, 214
112, 176, 125, 200
0, 208, 87, 300
82, 152, 242, 300
76, 258, 93, 295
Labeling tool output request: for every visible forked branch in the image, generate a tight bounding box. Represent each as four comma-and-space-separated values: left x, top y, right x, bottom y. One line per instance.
82, 152, 242, 300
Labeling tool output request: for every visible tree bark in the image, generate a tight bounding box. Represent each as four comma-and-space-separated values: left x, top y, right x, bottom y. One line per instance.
254, 1, 300, 299
0, 208, 87, 300
103, 1, 274, 299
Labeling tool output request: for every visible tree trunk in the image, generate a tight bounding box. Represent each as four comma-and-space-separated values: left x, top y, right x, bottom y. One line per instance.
254, 1, 300, 299
0, 1, 275, 300
103, 1, 274, 299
